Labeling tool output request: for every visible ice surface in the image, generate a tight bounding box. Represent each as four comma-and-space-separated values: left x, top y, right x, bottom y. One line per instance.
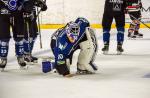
0, 29, 150, 98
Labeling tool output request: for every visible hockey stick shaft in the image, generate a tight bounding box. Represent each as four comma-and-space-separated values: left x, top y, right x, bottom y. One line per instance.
35, 0, 47, 18
35, 0, 47, 49
26, 19, 32, 62
36, 8, 43, 49
129, 14, 150, 29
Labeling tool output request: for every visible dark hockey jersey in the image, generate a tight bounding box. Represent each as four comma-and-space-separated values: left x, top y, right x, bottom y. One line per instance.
104, 0, 126, 13
126, 0, 142, 12
0, 0, 24, 14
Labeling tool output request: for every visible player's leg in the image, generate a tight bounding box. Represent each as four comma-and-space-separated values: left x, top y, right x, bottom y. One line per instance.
0, 39, 9, 70
12, 12, 26, 68
134, 23, 143, 37
134, 11, 143, 38
0, 15, 11, 70
77, 28, 98, 74
128, 12, 143, 38
128, 21, 136, 38
102, 13, 113, 54
115, 13, 125, 54
77, 40, 97, 74
128, 12, 138, 38
24, 13, 38, 63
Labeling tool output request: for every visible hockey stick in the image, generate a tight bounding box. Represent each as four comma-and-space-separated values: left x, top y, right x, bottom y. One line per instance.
129, 14, 150, 30
36, 7, 43, 49
35, 0, 47, 18
35, 0, 47, 49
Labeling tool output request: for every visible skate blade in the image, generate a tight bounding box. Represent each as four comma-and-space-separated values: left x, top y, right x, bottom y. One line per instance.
25, 61, 38, 65
128, 37, 136, 40
76, 72, 95, 75
117, 51, 122, 55
103, 51, 108, 55
128, 36, 143, 40
64, 74, 75, 77
0, 68, 5, 72
38, 56, 54, 61
20, 65, 29, 70
136, 36, 143, 38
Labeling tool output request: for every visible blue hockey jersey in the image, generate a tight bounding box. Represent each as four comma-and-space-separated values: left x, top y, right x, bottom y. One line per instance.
51, 17, 90, 65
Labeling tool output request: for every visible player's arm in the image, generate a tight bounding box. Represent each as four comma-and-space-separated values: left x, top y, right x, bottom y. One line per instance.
54, 42, 70, 76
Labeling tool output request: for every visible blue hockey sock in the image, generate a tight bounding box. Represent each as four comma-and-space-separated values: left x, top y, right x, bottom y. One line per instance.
24, 37, 36, 54
0, 39, 9, 58
103, 29, 110, 44
117, 27, 125, 43
135, 24, 140, 32
15, 40, 24, 57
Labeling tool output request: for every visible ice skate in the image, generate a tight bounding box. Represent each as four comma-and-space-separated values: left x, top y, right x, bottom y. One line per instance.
102, 45, 109, 54
0, 58, 7, 72
134, 31, 143, 38
128, 32, 136, 39
24, 54, 38, 64
117, 44, 124, 55
17, 56, 28, 69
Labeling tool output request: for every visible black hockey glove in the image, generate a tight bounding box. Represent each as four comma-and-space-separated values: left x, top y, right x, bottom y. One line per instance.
35, 0, 47, 11
23, 0, 34, 13
23, 12, 34, 21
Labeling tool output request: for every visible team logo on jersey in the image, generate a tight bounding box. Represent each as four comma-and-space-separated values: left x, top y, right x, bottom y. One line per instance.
59, 43, 64, 50
113, 3, 121, 11
59, 43, 67, 50
8, 0, 18, 11
109, 0, 123, 11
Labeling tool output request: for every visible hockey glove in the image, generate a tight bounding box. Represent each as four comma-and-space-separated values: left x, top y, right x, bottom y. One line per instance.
35, 0, 47, 11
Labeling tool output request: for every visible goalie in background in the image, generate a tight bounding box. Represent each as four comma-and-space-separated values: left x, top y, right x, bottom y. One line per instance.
42, 17, 98, 77
126, 0, 143, 38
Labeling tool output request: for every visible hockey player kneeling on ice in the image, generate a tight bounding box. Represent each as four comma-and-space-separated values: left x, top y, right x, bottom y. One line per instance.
42, 17, 98, 77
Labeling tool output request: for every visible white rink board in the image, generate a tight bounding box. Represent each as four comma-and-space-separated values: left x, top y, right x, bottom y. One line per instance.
42, 0, 150, 24
42, 0, 104, 24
